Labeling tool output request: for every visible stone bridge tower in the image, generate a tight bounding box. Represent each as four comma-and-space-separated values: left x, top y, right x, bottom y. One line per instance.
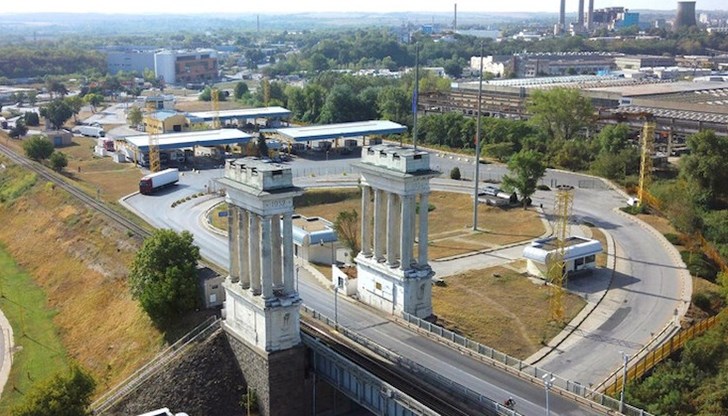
355, 144, 439, 319
217, 157, 307, 416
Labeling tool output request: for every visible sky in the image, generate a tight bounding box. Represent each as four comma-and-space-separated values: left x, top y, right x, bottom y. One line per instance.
2, 0, 726, 14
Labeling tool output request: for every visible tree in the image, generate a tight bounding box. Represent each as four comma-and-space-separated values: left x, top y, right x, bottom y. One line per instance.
376, 86, 410, 125
233, 81, 249, 100
127, 106, 143, 127
9, 120, 28, 139
680, 130, 728, 207
65, 96, 84, 123
83, 93, 103, 112
129, 229, 201, 324
23, 111, 40, 127
12, 365, 95, 416
334, 209, 359, 258
45, 79, 68, 99
501, 150, 546, 208
27, 91, 37, 106
40, 99, 73, 130
49, 152, 68, 171
22, 135, 55, 160
526, 88, 594, 142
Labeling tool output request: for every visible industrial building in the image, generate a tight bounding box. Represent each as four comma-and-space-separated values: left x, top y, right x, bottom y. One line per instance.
614, 55, 677, 70
154, 49, 218, 85
143, 110, 190, 134
106, 49, 156, 75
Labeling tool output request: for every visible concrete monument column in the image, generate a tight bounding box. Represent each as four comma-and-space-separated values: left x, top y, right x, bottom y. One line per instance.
418, 192, 429, 266
400, 195, 414, 270
392, 193, 402, 260
261, 215, 273, 300
271, 214, 283, 290
374, 189, 386, 260
387, 192, 398, 266
361, 186, 372, 257
249, 214, 261, 295
228, 205, 240, 283
282, 213, 294, 294
239, 208, 250, 289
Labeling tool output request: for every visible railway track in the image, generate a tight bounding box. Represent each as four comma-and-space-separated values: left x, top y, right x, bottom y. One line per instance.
0, 142, 152, 239
302, 320, 483, 416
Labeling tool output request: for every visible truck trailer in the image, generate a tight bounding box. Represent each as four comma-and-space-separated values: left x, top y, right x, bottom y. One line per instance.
139, 168, 179, 195
77, 125, 106, 138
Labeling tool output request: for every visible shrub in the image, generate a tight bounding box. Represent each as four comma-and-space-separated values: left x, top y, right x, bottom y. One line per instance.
536, 184, 551, 191
450, 167, 461, 180
692, 292, 711, 311
663, 233, 681, 245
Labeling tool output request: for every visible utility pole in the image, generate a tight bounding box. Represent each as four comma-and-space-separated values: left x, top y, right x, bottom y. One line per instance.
620, 352, 630, 413
472, 41, 485, 231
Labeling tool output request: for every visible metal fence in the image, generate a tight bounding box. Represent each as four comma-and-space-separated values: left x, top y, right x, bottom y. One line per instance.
91, 316, 221, 415
601, 315, 718, 397
399, 311, 654, 416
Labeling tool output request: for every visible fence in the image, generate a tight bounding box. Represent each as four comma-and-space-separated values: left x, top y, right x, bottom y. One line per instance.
91, 316, 221, 415
399, 311, 653, 416
602, 315, 718, 397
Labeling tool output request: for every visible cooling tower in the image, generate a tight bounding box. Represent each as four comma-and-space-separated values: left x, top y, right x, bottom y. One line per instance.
676, 1, 697, 28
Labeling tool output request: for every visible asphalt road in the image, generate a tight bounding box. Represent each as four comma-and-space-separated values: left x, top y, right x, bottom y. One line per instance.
124, 150, 686, 413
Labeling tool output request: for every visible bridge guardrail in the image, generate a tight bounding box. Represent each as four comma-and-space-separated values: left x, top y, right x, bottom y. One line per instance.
301, 305, 518, 416
400, 311, 653, 416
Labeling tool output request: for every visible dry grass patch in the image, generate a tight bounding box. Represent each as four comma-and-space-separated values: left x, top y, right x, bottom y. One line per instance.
433, 265, 586, 359
590, 228, 609, 268
636, 213, 677, 235
0, 176, 165, 401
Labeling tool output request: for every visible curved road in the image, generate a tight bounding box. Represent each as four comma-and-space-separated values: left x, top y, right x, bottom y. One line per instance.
124, 152, 687, 413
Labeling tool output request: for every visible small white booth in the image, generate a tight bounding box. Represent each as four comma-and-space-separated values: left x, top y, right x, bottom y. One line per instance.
523, 236, 603, 278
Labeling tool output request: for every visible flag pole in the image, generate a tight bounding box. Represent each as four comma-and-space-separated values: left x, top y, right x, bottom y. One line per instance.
412, 43, 419, 150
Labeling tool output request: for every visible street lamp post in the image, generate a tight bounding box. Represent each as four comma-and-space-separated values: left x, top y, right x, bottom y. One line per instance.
620, 352, 630, 413
543, 372, 555, 416
334, 282, 339, 328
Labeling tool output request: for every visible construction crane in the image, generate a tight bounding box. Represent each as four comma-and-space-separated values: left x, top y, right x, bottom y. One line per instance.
144, 101, 161, 173
548, 185, 575, 322
211, 88, 221, 130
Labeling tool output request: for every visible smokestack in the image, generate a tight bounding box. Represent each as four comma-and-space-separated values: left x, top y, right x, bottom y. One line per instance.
257, 15, 260, 32
454, 3, 457, 31
676, 1, 697, 28
559, 0, 566, 32
578, 0, 585, 26
587, 0, 594, 29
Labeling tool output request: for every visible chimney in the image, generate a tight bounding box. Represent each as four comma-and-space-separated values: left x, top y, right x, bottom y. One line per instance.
578, 0, 585, 26
454, 3, 458, 31
559, 0, 566, 33
587, 0, 594, 29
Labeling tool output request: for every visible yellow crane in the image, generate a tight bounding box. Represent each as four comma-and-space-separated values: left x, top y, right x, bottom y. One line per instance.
211, 88, 221, 130
548, 185, 575, 323
144, 101, 161, 172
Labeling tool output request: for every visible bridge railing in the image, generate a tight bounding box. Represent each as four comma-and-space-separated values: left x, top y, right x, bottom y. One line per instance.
401, 311, 653, 416
90, 316, 221, 415
302, 306, 517, 416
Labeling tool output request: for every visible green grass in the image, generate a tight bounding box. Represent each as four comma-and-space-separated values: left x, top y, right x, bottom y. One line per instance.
0, 246, 69, 412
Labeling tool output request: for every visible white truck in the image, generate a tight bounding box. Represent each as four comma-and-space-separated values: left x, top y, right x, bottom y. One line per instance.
77, 125, 105, 138
139, 168, 179, 195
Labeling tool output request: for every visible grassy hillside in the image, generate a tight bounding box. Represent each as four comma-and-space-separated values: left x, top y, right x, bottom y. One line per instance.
0, 156, 165, 410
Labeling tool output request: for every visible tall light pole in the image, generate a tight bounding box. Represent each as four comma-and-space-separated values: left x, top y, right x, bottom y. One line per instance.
472, 41, 485, 231
543, 372, 555, 416
620, 352, 630, 413
333, 281, 339, 329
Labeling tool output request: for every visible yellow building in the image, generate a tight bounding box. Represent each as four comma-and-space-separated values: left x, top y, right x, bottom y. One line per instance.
143, 110, 190, 134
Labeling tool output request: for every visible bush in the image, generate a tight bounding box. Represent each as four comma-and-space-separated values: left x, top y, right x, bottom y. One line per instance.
49, 151, 68, 171
681, 250, 719, 282
23, 111, 40, 126
12, 365, 95, 416
664, 233, 681, 245
450, 167, 461, 180
536, 184, 551, 191
692, 292, 711, 311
